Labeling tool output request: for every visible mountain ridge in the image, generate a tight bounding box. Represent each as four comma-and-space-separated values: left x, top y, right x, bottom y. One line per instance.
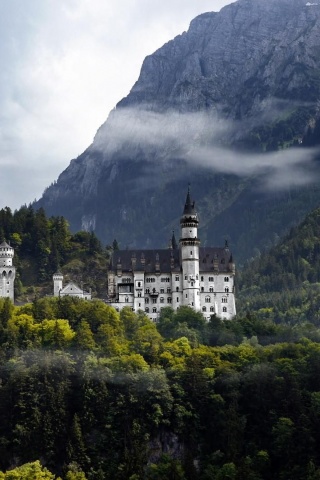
35, 0, 320, 261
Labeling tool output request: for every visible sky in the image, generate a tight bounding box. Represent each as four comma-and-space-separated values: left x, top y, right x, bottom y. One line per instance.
0, 0, 232, 210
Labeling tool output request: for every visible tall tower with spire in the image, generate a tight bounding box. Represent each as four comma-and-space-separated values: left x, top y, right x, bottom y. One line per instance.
179, 188, 201, 310
0, 241, 16, 301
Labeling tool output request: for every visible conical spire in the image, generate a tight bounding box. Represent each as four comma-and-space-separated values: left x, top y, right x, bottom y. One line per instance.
183, 185, 196, 215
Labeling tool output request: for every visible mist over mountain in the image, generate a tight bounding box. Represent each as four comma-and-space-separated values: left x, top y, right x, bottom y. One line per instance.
35, 0, 320, 262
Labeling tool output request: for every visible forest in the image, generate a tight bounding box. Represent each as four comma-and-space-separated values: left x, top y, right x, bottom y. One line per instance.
1, 297, 320, 479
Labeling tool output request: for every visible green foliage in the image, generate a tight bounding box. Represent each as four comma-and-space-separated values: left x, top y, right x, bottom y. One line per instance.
3, 300, 320, 478
0, 206, 109, 299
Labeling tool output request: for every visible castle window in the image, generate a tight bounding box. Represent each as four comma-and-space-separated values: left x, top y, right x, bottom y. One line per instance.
167, 297, 172, 303
177, 297, 179, 302
202, 306, 206, 312
201, 276, 204, 281
209, 287, 214, 293
146, 288, 150, 294
185, 294, 187, 298
152, 298, 157, 304
125, 297, 129, 303
191, 282, 194, 287
176, 287, 179, 292
201, 287, 204, 292
185, 275, 187, 280
205, 296, 211, 303
160, 297, 164, 303
190, 251, 193, 255
210, 306, 214, 312
225, 287, 229, 293
223, 307, 227, 313
167, 288, 171, 293
145, 298, 149, 304
137, 282, 141, 287
209, 276, 214, 282
138, 292, 142, 298
160, 288, 164, 294
175, 275, 179, 281
222, 297, 228, 303
145, 307, 149, 313
224, 277, 229, 282
153, 307, 157, 313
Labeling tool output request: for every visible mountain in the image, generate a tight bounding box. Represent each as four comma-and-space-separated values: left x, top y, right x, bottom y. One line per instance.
35, 0, 320, 262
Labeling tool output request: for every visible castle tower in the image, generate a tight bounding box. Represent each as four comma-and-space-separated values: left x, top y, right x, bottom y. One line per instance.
179, 188, 201, 310
0, 241, 16, 301
53, 271, 63, 297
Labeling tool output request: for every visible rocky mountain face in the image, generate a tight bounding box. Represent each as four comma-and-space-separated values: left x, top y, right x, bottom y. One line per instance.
36, 0, 320, 263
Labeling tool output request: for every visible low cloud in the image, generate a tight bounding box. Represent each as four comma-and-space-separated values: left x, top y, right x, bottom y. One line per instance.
94, 106, 320, 191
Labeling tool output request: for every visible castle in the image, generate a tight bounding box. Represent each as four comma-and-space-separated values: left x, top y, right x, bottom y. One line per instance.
107, 190, 236, 321
0, 242, 16, 301
3, 191, 236, 319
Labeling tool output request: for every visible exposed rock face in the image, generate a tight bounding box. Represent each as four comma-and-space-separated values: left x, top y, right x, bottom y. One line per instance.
35, 0, 320, 261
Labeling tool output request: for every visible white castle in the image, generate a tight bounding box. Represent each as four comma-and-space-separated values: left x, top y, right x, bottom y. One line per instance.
0, 241, 16, 301
107, 190, 236, 321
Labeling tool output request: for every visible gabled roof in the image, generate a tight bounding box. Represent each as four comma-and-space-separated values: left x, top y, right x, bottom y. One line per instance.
110, 247, 233, 274
60, 282, 90, 295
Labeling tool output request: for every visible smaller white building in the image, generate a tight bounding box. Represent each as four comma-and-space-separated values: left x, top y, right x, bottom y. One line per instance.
0, 241, 16, 301
53, 272, 92, 300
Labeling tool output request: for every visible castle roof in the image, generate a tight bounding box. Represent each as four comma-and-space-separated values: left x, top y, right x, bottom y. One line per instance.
183, 187, 197, 215
0, 242, 12, 249
110, 247, 232, 274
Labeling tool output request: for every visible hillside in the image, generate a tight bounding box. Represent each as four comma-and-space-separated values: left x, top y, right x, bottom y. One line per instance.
35, 0, 320, 263
238, 205, 320, 322
0, 206, 110, 300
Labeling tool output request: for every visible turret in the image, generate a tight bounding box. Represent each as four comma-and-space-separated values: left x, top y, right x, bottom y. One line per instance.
53, 271, 63, 297
179, 188, 200, 310
0, 242, 16, 301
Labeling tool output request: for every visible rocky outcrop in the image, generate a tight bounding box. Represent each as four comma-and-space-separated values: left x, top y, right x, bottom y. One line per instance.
35, 0, 320, 261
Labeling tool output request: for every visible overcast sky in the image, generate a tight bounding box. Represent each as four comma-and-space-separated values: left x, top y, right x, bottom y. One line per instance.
0, 0, 232, 211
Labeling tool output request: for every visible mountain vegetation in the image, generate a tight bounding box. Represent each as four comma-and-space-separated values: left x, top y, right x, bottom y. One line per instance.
238, 203, 320, 324
0, 206, 110, 300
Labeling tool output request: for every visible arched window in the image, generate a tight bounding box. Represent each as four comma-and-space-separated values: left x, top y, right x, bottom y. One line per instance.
223, 307, 227, 313
145, 307, 149, 313
201, 287, 204, 292
202, 306, 206, 312
205, 296, 211, 303
209, 276, 214, 282
176, 287, 179, 292
145, 298, 149, 304
224, 277, 229, 282
209, 287, 214, 293
125, 297, 129, 303
225, 287, 229, 293
138, 292, 142, 297
146, 288, 150, 294
160, 297, 164, 303
210, 306, 214, 312
153, 307, 157, 313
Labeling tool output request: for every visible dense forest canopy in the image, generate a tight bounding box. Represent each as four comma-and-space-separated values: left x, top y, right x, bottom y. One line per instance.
1, 298, 320, 479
